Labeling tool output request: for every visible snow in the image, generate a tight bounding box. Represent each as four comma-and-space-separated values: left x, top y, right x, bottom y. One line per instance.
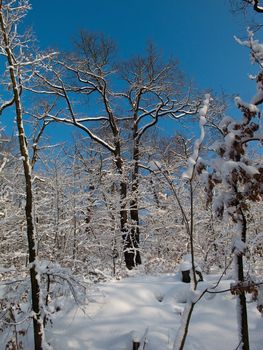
218, 116, 235, 130
235, 32, 263, 106
180, 261, 192, 272
182, 94, 210, 180
238, 162, 259, 176
235, 96, 259, 113
0, 157, 8, 173
232, 236, 247, 255
148, 160, 162, 171
251, 78, 263, 105
234, 31, 263, 64
35, 273, 263, 350
211, 158, 259, 187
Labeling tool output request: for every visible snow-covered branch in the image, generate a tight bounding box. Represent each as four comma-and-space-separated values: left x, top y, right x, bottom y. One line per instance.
182, 94, 211, 180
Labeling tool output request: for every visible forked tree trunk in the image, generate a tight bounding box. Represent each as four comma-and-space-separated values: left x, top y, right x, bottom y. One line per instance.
114, 133, 141, 269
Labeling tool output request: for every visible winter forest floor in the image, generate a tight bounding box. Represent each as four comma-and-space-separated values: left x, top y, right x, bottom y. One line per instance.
39, 271, 263, 350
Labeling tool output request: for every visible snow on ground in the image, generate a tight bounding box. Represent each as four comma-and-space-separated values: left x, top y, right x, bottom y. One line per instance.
46, 273, 263, 350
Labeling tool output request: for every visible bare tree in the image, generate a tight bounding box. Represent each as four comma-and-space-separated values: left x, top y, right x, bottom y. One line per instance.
32, 32, 199, 269
118, 45, 198, 268
200, 32, 263, 350
0, 1, 55, 348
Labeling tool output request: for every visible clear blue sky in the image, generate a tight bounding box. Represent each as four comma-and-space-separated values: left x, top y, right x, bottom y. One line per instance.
7, 0, 260, 141
27, 0, 261, 101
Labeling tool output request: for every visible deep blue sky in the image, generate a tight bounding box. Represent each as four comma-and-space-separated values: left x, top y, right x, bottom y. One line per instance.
3, 0, 260, 141
27, 0, 261, 101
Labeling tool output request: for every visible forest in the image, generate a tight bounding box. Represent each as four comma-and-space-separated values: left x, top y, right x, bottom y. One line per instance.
0, 1, 263, 349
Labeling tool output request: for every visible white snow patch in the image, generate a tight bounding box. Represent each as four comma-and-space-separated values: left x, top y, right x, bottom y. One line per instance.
30, 273, 263, 350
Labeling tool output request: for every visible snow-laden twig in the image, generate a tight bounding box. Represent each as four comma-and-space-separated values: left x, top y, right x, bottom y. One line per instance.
0, 157, 8, 173
182, 94, 211, 180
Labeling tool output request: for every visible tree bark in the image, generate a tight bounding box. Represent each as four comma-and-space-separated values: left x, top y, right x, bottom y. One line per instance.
129, 138, 142, 268
236, 210, 250, 350
114, 148, 133, 269
0, 7, 44, 349
173, 302, 195, 350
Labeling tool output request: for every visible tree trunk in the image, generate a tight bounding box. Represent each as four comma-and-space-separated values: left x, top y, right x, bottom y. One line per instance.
114, 151, 135, 270
236, 210, 250, 350
173, 181, 197, 350
120, 174, 141, 269
236, 264, 250, 350
0, 10, 44, 349
129, 140, 142, 268
173, 302, 195, 350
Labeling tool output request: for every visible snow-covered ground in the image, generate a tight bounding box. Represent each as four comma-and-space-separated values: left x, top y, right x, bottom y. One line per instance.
44, 272, 263, 350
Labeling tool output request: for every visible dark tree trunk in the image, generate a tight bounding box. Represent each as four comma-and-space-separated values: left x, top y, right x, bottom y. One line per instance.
0, 9, 44, 349
236, 254, 250, 350
236, 210, 250, 350
122, 178, 141, 270
115, 151, 137, 270
127, 136, 142, 269
177, 303, 195, 350
181, 270, 191, 283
